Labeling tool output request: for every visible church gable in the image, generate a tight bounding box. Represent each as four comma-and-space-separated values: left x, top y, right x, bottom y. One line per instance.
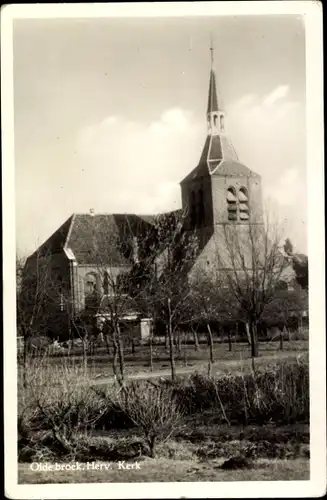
28, 215, 74, 259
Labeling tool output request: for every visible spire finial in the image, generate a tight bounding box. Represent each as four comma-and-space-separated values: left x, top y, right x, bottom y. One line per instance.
210, 33, 214, 66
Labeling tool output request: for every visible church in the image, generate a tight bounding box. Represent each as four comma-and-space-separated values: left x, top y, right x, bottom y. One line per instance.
22, 47, 280, 341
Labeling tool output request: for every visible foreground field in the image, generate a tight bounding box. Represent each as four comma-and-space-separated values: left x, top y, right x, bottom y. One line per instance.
18, 352, 309, 484
18, 458, 309, 484
18, 421, 310, 484
19, 340, 309, 382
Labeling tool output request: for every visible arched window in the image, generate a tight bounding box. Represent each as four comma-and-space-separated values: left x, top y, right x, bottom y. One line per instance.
84, 272, 100, 311
197, 188, 205, 226
227, 187, 237, 221
220, 114, 225, 133
190, 190, 196, 228
238, 187, 249, 220
84, 272, 98, 296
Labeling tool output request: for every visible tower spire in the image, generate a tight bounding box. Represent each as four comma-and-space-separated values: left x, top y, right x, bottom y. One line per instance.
199, 40, 238, 173
207, 37, 218, 116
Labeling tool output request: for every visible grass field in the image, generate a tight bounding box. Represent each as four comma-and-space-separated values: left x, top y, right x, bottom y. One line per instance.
18, 420, 310, 484
18, 458, 309, 483
18, 340, 308, 382
17, 340, 309, 484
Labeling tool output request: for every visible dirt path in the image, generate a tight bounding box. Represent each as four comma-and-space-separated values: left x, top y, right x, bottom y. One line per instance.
92, 351, 305, 385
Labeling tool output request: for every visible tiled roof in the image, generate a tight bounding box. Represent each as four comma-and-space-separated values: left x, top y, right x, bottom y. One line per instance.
180, 163, 209, 184
66, 213, 155, 265
180, 138, 257, 184
28, 215, 74, 258
213, 160, 259, 177
29, 208, 188, 267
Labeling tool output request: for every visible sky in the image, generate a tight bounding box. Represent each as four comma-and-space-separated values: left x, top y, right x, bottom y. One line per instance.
13, 15, 307, 256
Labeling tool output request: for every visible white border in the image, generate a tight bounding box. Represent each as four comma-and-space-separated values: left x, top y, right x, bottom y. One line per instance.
2, 2, 325, 498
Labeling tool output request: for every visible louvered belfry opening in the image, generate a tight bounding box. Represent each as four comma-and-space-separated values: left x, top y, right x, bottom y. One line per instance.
227, 186, 250, 222
227, 187, 238, 221
238, 187, 249, 221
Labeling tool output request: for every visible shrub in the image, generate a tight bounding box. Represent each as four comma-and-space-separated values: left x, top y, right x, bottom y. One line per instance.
18, 362, 108, 458
91, 387, 134, 430
17, 357, 309, 462
168, 358, 309, 425
111, 382, 185, 457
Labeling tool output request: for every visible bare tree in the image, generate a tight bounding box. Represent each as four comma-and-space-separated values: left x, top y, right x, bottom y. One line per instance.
262, 286, 308, 345
17, 250, 55, 386
284, 238, 309, 291
134, 210, 198, 381
205, 215, 292, 368
190, 326, 200, 351
115, 383, 184, 458
75, 215, 149, 385
188, 268, 240, 375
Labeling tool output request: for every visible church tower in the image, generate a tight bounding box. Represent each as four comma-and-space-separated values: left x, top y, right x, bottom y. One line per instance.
180, 43, 264, 256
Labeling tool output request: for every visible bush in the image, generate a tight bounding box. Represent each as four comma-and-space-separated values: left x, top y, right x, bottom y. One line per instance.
17, 357, 309, 462
110, 382, 185, 457
168, 358, 309, 425
18, 362, 108, 458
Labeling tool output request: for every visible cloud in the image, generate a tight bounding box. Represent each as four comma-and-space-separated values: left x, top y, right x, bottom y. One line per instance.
262, 85, 289, 106
227, 85, 302, 172
226, 86, 306, 252
265, 167, 305, 206
72, 88, 306, 253
161, 107, 191, 131
74, 108, 203, 214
